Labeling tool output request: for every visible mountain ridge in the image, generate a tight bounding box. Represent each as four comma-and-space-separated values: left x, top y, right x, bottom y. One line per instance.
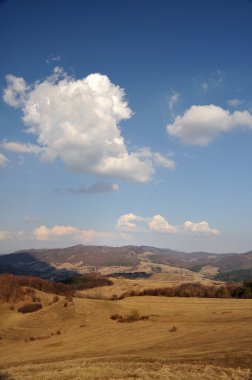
0, 244, 252, 281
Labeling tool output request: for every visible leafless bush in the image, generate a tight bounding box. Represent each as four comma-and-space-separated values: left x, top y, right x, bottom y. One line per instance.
169, 326, 177, 332
52, 295, 59, 303
111, 309, 149, 323
18, 303, 42, 313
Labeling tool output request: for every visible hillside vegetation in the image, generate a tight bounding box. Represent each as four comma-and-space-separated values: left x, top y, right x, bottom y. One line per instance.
0, 273, 113, 304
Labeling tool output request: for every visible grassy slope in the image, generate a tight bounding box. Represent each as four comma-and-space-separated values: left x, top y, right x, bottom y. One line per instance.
0, 291, 252, 379
80, 271, 221, 299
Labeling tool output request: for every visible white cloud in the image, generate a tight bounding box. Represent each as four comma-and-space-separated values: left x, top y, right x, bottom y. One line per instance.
0, 153, 8, 168
167, 104, 252, 146
226, 98, 243, 107
0, 231, 12, 240
33, 225, 78, 240
1, 141, 42, 154
116, 213, 148, 232
135, 148, 175, 169
117, 213, 219, 236
21, 216, 42, 223
168, 91, 179, 114
148, 214, 177, 234
3, 75, 28, 108
183, 221, 220, 235
3, 68, 174, 182
54, 182, 119, 194
200, 70, 223, 92
32, 224, 126, 245
201, 82, 209, 91
0, 230, 24, 240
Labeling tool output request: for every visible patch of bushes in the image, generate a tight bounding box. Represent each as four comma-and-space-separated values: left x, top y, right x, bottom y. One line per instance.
110, 309, 149, 323
116, 281, 252, 300
0, 274, 74, 304
60, 273, 113, 290
18, 303, 42, 313
215, 269, 252, 282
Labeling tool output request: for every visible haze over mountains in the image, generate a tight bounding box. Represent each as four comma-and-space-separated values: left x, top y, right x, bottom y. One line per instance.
0, 245, 252, 281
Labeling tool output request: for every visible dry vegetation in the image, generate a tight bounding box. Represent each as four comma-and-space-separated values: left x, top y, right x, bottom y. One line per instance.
117, 281, 252, 300
1, 360, 250, 380
0, 274, 252, 379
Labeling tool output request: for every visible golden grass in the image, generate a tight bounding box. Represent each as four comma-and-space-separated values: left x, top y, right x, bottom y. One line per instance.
1, 290, 252, 379
1, 360, 250, 380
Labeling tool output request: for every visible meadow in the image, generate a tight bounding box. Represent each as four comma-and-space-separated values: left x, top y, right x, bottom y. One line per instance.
0, 282, 252, 379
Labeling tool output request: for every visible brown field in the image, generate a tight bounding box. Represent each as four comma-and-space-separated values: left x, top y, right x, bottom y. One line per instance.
1, 281, 252, 380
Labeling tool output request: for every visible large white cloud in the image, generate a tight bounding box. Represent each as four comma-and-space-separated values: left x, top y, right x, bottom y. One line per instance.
117, 213, 220, 236
0, 153, 8, 168
167, 104, 252, 146
3, 68, 174, 182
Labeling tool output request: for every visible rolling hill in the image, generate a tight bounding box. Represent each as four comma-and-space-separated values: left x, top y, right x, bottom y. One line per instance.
0, 245, 252, 281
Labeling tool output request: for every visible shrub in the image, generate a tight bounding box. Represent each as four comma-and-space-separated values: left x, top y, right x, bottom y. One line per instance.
18, 303, 42, 313
169, 326, 177, 332
110, 313, 121, 320
110, 310, 149, 323
52, 295, 59, 303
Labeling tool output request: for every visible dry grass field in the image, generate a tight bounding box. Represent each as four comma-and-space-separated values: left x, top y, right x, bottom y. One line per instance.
80, 270, 221, 300
0, 284, 252, 379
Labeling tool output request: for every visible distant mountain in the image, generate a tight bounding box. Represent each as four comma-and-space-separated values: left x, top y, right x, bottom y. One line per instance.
0, 245, 252, 281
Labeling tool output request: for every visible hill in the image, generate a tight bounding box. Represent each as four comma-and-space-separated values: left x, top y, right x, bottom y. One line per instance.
1, 245, 252, 281
0, 287, 251, 379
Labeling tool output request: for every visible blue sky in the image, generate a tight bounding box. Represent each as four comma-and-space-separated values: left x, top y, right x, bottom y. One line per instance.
1, 0, 252, 253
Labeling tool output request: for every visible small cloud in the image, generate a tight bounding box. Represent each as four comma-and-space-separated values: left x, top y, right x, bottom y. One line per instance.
55, 182, 119, 195
32, 224, 119, 243
183, 221, 220, 236
168, 91, 180, 115
21, 216, 42, 223
0, 153, 8, 168
201, 82, 209, 91
167, 104, 252, 146
1, 141, 42, 154
46, 55, 61, 64
0, 230, 24, 240
148, 214, 177, 234
199, 70, 224, 92
226, 98, 243, 107
0, 231, 12, 240
116, 213, 148, 232
33, 225, 78, 240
